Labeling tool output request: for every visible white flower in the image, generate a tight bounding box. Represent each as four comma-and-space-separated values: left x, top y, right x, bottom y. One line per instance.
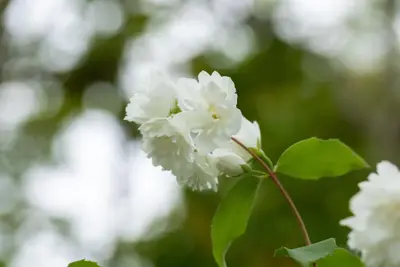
125, 70, 251, 191
176, 152, 220, 191
176, 71, 242, 153
125, 72, 179, 124
140, 117, 219, 191
340, 161, 400, 267
212, 116, 261, 176
140, 117, 194, 177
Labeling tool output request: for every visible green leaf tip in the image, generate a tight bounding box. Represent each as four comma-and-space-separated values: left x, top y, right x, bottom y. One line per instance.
275, 137, 369, 180
274, 238, 337, 267
211, 177, 261, 267
68, 259, 102, 267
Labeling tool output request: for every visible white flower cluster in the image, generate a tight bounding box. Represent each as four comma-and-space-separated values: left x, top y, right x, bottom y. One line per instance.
125, 71, 261, 191
341, 161, 400, 267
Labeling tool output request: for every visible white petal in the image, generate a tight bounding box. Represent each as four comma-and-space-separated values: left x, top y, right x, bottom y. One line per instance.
233, 116, 261, 149
176, 153, 219, 191
176, 77, 205, 110
213, 148, 246, 177
198, 71, 212, 85
139, 118, 171, 137
140, 118, 195, 175
125, 96, 147, 123
377, 160, 400, 178
176, 70, 242, 153
124, 72, 178, 124
211, 71, 222, 80
221, 108, 243, 136
212, 72, 237, 97
228, 116, 261, 161
195, 125, 224, 153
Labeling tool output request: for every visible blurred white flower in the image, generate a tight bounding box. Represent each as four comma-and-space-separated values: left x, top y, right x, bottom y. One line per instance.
212, 116, 261, 176
125, 73, 179, 124
340, 161, 400, 267
176, 71, 242, 152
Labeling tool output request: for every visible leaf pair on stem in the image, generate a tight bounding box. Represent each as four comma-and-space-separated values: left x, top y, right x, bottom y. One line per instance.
211, 137, 368, 267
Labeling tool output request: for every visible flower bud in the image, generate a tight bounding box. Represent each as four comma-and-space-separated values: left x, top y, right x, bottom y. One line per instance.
213, 149, 247, 177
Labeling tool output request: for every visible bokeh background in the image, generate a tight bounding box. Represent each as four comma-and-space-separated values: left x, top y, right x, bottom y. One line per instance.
0, 0, 399, 266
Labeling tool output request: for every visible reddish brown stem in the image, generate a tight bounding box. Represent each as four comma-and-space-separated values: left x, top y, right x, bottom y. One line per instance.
231, 137, 312, 246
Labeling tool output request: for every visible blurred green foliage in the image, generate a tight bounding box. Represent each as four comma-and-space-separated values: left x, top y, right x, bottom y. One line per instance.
1, 0, 400, 267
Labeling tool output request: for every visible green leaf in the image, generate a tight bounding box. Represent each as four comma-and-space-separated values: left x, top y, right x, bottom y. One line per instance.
217, 174, 249, 198
275, 138, 369, 179
211, 177, 261, 267
68, 260, 101, 267
274, 238, 337, 267
318, 248, 364, 267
